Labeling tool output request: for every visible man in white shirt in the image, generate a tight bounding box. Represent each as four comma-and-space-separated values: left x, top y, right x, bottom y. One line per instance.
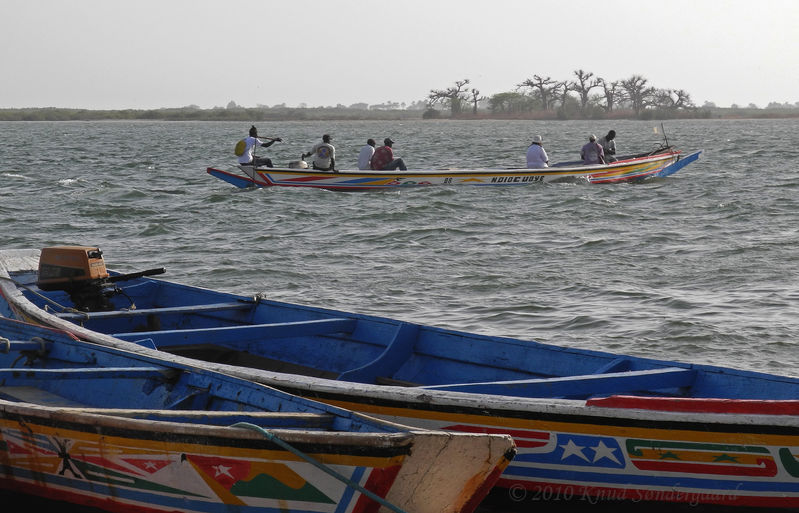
526, 135, 549, 168
302, 134, 336, 172
358, 138, 376, 170
237, 126, 281, 167
598, 130, 617, 162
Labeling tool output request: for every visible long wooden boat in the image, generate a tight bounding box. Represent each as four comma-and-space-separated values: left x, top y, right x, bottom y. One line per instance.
3, 246, 799, 508
0, 315, 515, 513
206, 150, 701, 191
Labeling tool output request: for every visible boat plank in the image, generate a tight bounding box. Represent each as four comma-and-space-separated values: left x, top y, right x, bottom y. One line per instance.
0, 386, 85, 407
54, 301, 254, 321
111, 318, 357, 347
420, 367, 697, 398
0, 366, 171, 380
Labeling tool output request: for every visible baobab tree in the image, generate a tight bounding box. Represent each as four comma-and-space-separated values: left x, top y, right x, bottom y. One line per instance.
517, 75, 558, 110
598, 78, 623, 112
469, 88, 488, 115
428, 79, 471, 116
553, 81, 574, 110
621, 75, 655, 116
571, 69, 603, 115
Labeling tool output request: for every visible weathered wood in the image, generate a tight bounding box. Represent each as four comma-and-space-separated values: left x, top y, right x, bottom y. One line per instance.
54, 301, 253, 321
420, 367, 697, 398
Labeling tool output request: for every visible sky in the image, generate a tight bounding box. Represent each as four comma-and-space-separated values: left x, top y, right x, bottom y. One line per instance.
2, 0, 797, 110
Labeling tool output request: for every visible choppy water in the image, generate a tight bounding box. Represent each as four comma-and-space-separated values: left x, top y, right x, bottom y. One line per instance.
0, 118, 798, 511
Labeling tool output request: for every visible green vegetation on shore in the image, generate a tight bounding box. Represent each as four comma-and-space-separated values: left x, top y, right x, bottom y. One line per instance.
2, 104, 799, 122
4, 70, 798, 122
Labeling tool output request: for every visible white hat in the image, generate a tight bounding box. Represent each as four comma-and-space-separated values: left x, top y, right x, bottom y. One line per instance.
532, 135, 543, 143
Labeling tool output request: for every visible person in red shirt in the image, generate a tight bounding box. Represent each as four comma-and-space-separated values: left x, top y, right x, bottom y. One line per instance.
370, 138, 407, 171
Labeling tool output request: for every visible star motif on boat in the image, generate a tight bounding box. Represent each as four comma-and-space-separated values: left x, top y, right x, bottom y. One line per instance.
590, 440, 621, 464
713, 453, 739, 463
144, 461, 158, 471
213, 464, 234, 479
559, 439, 589, 462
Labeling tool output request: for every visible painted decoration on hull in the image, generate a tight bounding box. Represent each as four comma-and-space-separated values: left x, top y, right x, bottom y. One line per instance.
0, 422, 401, 512
434, 420, 799, 507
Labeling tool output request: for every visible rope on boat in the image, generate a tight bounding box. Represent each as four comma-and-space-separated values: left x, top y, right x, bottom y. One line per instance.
0, 275, 89, 319
230, 422, 410, 513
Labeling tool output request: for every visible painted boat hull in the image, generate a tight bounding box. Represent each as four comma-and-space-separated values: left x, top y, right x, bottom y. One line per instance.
0, 317, 514, 513
5, 247, 799, 508
207, 151, 699, 191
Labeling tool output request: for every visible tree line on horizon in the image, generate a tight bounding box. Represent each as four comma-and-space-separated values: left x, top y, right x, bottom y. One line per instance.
426, 71, 799, 120
427, 71, 701, 120
2, 68, 798, 122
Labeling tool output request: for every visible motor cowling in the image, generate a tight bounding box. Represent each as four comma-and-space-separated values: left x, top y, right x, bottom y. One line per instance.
37, 246, 165, 312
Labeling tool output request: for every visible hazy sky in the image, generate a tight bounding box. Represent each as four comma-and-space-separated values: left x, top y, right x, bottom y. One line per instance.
2, 0, 797, 110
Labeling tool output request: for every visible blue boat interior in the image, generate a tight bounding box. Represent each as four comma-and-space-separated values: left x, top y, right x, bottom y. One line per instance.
13, 269, 799, 402
0, 316, 393, 434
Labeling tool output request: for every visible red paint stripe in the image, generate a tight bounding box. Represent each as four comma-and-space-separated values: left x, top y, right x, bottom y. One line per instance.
352, 464, 402, 513
279, 175, 336, 182
587, 395, 799, 415
631, 457, 778, 477
443, 425, 550, 448
443, 424, 549, 440
459, 451, 514, 513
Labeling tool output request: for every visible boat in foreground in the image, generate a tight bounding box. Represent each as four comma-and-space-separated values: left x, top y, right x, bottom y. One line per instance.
2, 246, 798, 509
207, 149, 701, 191
0, 316, 514, 513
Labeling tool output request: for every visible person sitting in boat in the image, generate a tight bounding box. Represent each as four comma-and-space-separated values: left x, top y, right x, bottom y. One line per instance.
526, 135, 549, 169
371, 138, 407, 171
358, 138, 376, 170
580, 134, 606, 165
237, 125, 281, 167
302, 134, 337, 172
598, 130, 617, 162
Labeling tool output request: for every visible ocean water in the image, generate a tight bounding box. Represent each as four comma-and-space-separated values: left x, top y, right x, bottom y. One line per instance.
1, 118, 798, 511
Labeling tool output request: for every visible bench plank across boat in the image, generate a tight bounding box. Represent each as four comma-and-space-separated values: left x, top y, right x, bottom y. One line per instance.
3, 246, 798, 509
0, 316, 514, 513
207, 150, 701, 191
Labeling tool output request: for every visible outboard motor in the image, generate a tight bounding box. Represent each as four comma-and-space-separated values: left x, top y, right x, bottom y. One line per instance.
36, 246, 165, 312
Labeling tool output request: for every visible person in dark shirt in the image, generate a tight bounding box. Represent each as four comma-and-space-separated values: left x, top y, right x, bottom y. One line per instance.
580, 134, 605, 165
370, 138, 407, 171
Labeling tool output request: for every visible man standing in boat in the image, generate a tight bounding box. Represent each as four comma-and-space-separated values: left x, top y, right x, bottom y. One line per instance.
526, 135, 549, 168
371, 138, 407, 171
302, 134, 337, 172
237, 126, 281, 167
580, 134, 605, 165
598, 130, 617, 162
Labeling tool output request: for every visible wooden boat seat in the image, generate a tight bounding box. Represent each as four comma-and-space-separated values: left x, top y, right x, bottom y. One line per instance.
53, 301, 255, 321
0, 366, 173, 381
0, 386, 85, 407
110, 318, 356, 347
58, 409, 336, 428
419, 367, 697, 399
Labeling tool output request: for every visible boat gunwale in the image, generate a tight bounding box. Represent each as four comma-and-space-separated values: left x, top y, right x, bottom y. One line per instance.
218, 150, 681, 178
6, 250, 799, 431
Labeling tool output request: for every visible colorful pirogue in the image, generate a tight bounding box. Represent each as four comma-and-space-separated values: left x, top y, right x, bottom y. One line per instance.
0, 316, 514, 513
2, 246, 798, 509
207, 149, 701, 191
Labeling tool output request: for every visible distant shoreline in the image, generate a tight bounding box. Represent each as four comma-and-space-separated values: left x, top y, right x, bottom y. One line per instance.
2, 106, 799, 122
